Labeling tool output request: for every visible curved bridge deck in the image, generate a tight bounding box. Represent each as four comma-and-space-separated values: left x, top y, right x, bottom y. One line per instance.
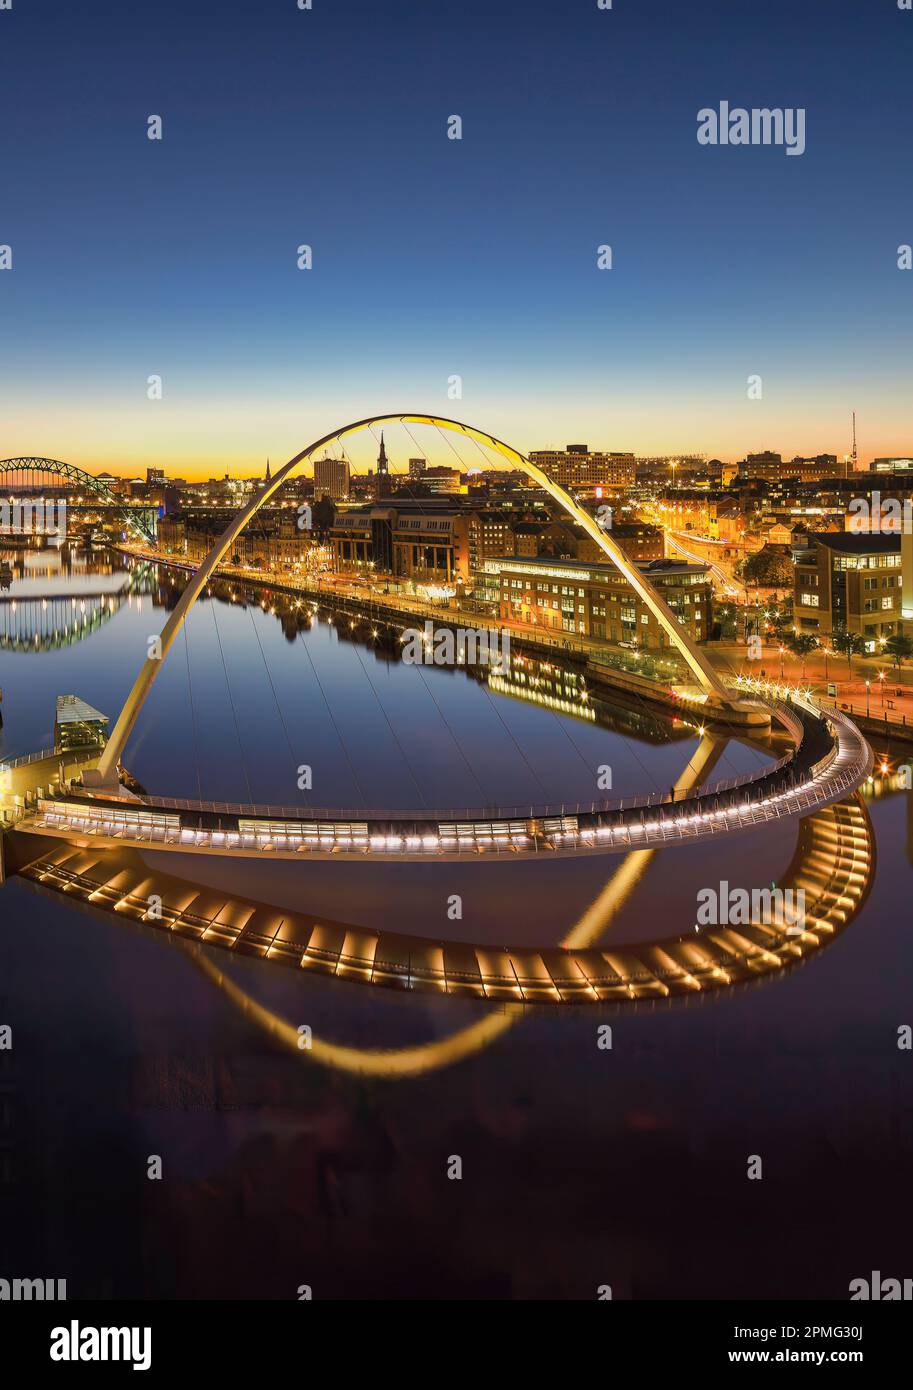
10, 795, 874, 1004
15, 697, 872, 860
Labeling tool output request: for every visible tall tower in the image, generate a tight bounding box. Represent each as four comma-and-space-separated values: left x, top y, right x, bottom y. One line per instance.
265, 458, 272, 485
851, 413, 857, 475
375, 432, 391, 498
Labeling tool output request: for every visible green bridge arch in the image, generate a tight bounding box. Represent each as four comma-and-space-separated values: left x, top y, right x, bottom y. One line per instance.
0, 456, 157, 544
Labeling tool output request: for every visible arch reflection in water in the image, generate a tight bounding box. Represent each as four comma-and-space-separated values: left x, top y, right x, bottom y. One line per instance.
0, 564, 155, 651
15, 788, 874, 1077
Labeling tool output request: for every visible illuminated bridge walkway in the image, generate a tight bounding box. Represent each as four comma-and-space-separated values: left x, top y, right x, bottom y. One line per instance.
9, 794, 874, 1005
12, 695, 872, 861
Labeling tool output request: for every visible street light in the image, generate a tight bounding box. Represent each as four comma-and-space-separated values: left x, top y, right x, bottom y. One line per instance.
865, 679, 871, 717
779, 644, 786, 679
878, 669, 886, 707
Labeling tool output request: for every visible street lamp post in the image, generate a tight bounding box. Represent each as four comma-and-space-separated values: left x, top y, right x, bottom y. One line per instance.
779, 645, 786, 680
865, 679, 871, 718
878, 670, 886, 707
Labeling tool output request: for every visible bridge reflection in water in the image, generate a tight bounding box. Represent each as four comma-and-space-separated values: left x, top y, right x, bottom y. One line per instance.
184, 795, 875, 1078
11, 793, 874, 1062
0, 563, 154, 651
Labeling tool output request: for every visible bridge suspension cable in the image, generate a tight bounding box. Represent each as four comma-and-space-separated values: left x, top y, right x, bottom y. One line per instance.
293, 623, 367, 807
244, 601, 308, 807
182, 620, 204, 804
210, 598, 254, 807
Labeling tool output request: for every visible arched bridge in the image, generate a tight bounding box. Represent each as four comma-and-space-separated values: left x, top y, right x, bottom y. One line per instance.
86, 412, 773, 791
0, 457, 157, 544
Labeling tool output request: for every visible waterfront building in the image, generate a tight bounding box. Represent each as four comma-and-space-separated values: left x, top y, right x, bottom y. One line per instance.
54, 694, 108, 752
793, 532, 902, 649
329, 503, 472, 583
485, 554, 712, 648
467, 511, 517, 571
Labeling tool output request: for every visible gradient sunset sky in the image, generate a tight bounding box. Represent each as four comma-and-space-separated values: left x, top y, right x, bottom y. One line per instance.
1, 0, 911, 478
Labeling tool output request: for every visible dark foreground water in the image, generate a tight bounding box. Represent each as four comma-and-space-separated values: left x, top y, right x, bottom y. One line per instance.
1, 546, 911, 1299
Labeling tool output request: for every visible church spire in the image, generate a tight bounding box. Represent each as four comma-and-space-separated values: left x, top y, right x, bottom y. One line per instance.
377, 432, 388, 473
265, 457, 271, 484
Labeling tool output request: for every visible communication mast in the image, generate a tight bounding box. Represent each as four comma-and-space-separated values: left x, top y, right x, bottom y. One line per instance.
851, 411, 857, 475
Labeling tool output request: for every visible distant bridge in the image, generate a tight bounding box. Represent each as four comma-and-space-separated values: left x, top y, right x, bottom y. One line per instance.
0, 457, 156, 544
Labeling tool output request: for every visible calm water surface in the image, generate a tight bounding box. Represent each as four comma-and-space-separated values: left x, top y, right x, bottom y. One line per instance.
1, 546, 910, 1299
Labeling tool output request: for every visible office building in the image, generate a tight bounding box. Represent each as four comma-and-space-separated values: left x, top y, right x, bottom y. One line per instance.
794, 532, 902, 649
313, 456, 350, 501
528, 445, 636, 492
486, 554, 712, 646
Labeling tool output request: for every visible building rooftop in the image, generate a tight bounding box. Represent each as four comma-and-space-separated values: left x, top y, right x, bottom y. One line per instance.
484, 554, 708, 577
55, 694, 108, 726
807, 532, 901, 554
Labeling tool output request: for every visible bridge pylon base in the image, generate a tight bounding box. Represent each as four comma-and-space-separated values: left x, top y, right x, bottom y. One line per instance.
704, 695, 772, 730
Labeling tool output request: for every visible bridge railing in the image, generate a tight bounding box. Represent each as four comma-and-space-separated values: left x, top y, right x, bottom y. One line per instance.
121, 695, 804, 825
134, 761, 793, 826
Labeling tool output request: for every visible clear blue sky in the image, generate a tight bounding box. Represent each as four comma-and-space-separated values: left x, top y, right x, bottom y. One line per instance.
1, 0, 911, 473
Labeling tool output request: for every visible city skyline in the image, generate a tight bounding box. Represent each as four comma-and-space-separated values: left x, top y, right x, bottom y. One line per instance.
0, 419, 891, 484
